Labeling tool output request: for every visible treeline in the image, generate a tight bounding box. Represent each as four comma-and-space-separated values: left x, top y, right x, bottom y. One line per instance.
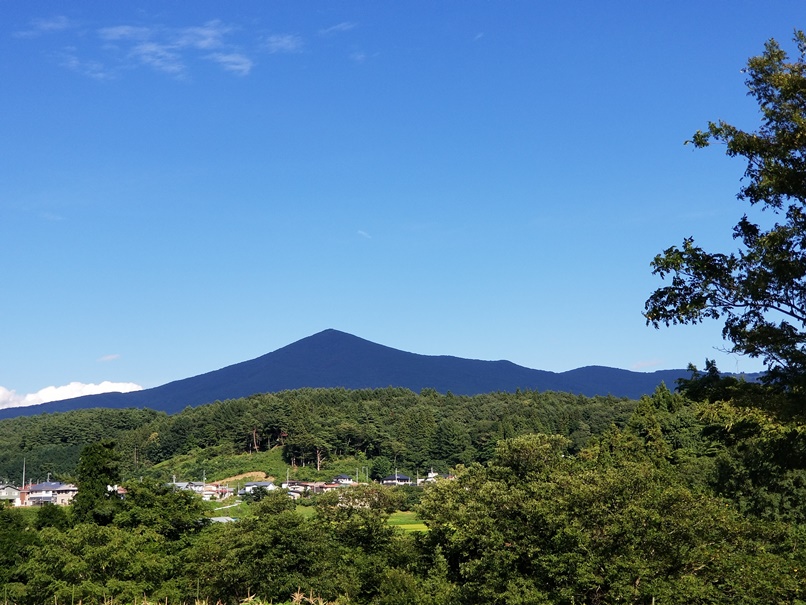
0, 388, 636, 484
0, 379, 804, 604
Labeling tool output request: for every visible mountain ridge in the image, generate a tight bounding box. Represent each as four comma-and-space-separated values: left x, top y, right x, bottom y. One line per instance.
0, 329, 741, 420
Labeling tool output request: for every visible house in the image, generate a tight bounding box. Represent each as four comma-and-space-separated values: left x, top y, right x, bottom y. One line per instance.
417, 469, 455, 485
243, 481, 277, 493
168, 481, 205, 494
200, 483, 235, 501
332, 474, 353, 485
381, 473, 412, 486
239, 481, 277, 496
24, 481, 78, 506
0, 484, 20, 506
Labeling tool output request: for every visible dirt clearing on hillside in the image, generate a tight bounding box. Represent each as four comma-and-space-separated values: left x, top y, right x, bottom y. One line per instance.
217, 471, 274, 483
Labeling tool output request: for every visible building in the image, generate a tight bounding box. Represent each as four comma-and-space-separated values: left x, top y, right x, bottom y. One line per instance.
23, 482, 78, 506
381, 473, 412, 486
0, 484, 20, 506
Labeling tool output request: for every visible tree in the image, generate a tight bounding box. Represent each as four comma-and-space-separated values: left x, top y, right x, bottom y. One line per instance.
417, 432, 805, 604
71, 440, 121, 525
645, 32, 806, 393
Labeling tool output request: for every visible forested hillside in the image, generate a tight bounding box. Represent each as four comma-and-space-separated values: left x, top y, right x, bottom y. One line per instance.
1, 378, 804, 604
0, 387, 636, 484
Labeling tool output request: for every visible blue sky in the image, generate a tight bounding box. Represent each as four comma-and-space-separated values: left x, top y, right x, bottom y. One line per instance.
1, 2, 803, 406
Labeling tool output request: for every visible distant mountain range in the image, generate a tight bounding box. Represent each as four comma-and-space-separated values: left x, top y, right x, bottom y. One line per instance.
0, 329, 746, 420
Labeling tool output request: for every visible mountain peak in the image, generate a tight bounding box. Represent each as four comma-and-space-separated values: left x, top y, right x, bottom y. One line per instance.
0, 330, 698, 420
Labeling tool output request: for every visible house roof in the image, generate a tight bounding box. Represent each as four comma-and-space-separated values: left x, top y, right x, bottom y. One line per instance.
382, 474, 411, 481
28, 481, 75, 491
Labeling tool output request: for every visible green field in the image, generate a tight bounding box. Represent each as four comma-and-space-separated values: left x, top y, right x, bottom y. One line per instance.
387, 510, 427, 532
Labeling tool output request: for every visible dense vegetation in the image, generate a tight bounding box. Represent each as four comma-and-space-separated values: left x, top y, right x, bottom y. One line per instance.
0, 388, 635, 485
0, 379, 804, 604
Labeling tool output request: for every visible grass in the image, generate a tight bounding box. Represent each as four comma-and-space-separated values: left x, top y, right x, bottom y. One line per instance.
293, 504, 426, 530
295, 504, 316, 519
388, 510, 427, 532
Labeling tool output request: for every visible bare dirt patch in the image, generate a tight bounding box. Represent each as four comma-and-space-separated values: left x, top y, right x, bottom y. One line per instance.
217, 471, 274, 483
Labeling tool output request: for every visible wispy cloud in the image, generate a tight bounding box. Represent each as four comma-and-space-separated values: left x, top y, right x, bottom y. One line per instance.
98, 25, 152, 41
0, 381, 143, 410
17, 18, 321, 78
14, 16, 73, 38
59, 49, 115, 79
319, 22, 357, 35
350, 52, 367, 63
631, 359, 664, 371
265, 34, 303, 54
130, 41, 185, 75
39, 211, 65, 222
17, 18, 256, 79
208, 52, 253, 76
97, 354, 121, 362
176, 20, 232, 50
357, 230, 372, 239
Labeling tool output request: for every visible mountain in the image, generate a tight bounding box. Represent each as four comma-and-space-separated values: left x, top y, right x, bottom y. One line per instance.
0, 329, 725, 420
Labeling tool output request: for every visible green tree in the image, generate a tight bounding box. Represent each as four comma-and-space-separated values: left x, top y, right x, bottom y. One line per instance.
645, 31, 806, 392
71, 439, 121, 525
23, 523, 173, 605
417, 432, 804, 604
34, 502, 70, 531
113, 478, 208, 541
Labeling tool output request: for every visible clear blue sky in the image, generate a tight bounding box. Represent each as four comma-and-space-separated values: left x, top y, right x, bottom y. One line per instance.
1, 2, 802, 406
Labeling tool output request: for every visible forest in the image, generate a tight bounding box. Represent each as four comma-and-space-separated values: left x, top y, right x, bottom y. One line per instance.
0, 374, 804, 604
0, 388, 636, 486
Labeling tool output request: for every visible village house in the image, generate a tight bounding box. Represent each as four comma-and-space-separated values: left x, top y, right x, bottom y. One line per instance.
381, 473, 412, 486
22, 481, 78, 506
0, 484, 20, 506
240, 481, 277, 496
167, 481, 205, 495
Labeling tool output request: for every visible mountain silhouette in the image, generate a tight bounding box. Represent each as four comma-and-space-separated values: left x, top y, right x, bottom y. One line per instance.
0, 329, 719, 420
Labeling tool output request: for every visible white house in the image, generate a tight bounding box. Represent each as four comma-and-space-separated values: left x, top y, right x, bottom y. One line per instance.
0, 484, 20, 506
23, 481, 78, 506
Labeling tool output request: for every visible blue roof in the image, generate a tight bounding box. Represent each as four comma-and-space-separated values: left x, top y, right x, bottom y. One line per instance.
28, 481, 69, 490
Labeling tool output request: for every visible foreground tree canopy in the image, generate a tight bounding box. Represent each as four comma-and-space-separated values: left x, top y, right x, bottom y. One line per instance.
645, 31, 806, 393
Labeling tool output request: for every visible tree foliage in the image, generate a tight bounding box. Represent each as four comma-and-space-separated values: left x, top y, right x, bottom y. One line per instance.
71, 440, 121, 525
645, 31, 806, 393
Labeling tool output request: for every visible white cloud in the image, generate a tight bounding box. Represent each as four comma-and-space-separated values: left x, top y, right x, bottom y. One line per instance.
357, 230, 372, 239
320, 22, 357, 35
131, 42, 185, 74
631, 359, 664, 371
0, 381, 143, 410
350, 51, 367, 63
39, 211, 65, 221
208, 52, 253, 76
59, 50, 114, 80
265, 34, 303, 54
14, 16, 73, 38
98, 25, 153, 41
97, 354, 121, 362
177, 20, 232, 50
20, 18, 256, 78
